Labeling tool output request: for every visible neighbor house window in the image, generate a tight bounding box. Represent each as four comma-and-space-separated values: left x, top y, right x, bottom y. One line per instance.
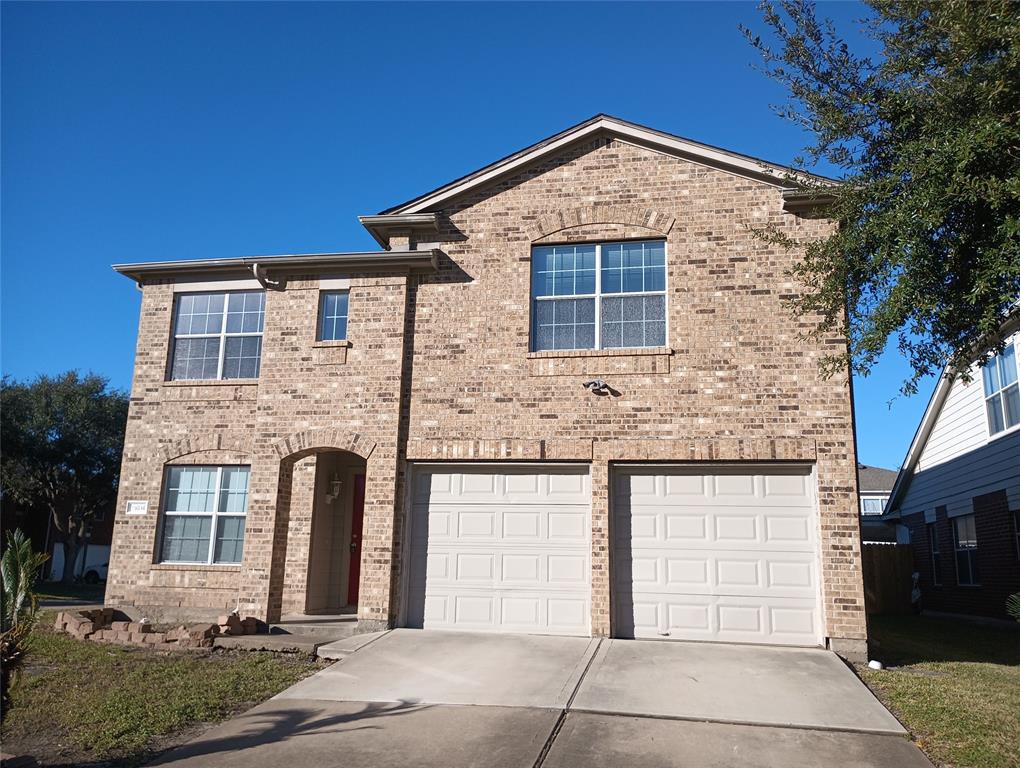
982, 342, 1019, 435
531, 240, 666, 352
170, 291, 265, 380
318, 291, 349, 341
928, 522, 942, 586
159, 466, 249, 564
861, 497, 885, 515
1014, 509, 1020, 559
952, 514, 979, 586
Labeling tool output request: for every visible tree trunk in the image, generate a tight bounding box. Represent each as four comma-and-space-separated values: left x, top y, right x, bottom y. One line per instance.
60, 538, 81, 584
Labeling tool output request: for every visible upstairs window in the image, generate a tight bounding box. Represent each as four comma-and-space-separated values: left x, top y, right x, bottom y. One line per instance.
861, 497, 885, 515
531, 240, 666, 352
170, 291, 265, 380
982, 342, 1019, 436
952, 514, 980, 586
159, 465, 249, 564
318, 291, 350, 341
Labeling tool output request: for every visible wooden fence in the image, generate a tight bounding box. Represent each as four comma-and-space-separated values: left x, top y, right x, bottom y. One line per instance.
862, 542, 915, 615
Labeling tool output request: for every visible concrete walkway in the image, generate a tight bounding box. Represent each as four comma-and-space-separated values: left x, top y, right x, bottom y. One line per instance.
150, 630, 932, 768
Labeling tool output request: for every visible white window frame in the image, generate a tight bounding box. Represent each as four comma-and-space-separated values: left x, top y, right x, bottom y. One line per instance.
981, 339, 1019, 439
927, 522, 942, 586
159, 465, 249, 565
530, 240, 668, 352
170, 291, 265, 381
952, 513, 980, 587
860, 496, 886, 515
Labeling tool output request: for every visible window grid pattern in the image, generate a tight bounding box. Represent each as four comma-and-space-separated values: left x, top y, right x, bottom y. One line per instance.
318, 291, 350, 341
170, 291, 265, 381
952, 514, 979, 586
531, 240, 666, 352
160, 466, 249, 565
982, 342, 1019, 436
928, 522, 942, 586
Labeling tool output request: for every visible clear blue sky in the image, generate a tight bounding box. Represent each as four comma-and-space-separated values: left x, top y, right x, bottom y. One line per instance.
1, 1, 934, 471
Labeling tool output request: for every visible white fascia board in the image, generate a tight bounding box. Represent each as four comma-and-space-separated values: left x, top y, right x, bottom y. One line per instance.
396, 118, 820, 215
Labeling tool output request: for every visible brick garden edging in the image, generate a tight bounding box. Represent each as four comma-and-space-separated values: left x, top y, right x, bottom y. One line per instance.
53, 609, 265, 650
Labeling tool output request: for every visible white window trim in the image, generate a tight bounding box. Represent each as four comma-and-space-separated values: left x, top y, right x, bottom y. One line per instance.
952, 514, 980, 587
927, 522, 942, 586
860, 495, 887, 515
159, 465, 249, 566
171, 291, 265, 381
530, 240, 668, 352
982, 339, 1019, 439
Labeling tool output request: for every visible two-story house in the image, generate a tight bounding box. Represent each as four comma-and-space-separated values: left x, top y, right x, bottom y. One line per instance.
106, 115, 867, 658
885, 315, 1020, 619
858, 463, 898, 542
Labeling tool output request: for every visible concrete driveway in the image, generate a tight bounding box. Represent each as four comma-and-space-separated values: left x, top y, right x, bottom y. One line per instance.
151, 629, 932, 768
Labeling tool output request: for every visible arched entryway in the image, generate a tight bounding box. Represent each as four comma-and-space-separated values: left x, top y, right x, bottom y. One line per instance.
266, 430, 375, 623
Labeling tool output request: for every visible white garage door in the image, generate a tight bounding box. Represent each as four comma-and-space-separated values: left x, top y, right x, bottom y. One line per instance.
614, 465, 821, 646
406, 465, 592, 636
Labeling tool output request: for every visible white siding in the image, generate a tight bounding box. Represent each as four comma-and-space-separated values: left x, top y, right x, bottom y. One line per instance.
917, 331, 1019, 472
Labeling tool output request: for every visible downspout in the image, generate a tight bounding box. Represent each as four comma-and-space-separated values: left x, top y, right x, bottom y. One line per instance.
251, 262, 283, 290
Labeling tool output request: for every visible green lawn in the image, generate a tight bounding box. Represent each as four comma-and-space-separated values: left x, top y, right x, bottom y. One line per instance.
34, 581, 106, 603
860, 614, 1020, 768
2, 619, 325, 766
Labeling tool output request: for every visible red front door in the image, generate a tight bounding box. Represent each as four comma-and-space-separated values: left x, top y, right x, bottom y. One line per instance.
347, 474, 366, 606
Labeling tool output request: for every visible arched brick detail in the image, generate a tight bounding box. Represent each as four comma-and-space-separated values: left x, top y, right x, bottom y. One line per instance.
159, 433, 253, 463
525, 205, 675, 242
273, 427, 376, 461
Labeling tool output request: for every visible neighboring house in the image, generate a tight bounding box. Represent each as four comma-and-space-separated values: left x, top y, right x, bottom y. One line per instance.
858, 463, 898, 542
885, 319, 1020, 620
0, 498, 114, 582
105, 115, 868, 658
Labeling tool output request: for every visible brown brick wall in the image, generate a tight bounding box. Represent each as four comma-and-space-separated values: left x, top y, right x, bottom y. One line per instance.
904, 491, 1020, 619
107, 135, 866, 645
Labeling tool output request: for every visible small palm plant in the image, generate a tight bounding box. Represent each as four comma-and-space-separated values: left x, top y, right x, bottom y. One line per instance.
1007, 593, 1020, 622
1, 529, 48, 720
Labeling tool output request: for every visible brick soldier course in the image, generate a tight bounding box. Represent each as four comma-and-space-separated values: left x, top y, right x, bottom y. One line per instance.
106, 115, 868, 658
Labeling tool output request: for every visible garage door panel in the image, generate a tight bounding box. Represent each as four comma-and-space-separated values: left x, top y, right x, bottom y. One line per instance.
614, 466, 821, 647
415, 468, 590, 505
615, 552, 816, 598
618, 510, 816, 551
419, 503, 589, 546
407, 466, 591, 636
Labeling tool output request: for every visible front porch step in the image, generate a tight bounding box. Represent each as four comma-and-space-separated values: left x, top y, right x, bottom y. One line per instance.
270, 614, 360, 640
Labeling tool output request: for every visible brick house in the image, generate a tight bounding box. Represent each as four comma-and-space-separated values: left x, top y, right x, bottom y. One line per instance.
884, 317, 1020, 619
106, 115, 867, 658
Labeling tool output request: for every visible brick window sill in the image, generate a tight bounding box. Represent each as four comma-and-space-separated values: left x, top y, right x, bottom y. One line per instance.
311, 339, 351, 349
312, 339, 350, 365
526, 347, 673, 360
150, 563, 242, 573
527, 347, 673, 376
162, 379, 259, 387
160, 379, 259, 402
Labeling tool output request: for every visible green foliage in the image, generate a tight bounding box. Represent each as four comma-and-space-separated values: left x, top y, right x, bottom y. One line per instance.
743, 0, 1020, 393
3, 626, 319, 763
1, 530, 49, 719
0, 372, 128, 581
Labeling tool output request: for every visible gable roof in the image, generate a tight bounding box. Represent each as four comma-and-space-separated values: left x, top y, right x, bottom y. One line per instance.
376, 114, 839, 217
858, 464, 898, 494
884, 309, 1020, 517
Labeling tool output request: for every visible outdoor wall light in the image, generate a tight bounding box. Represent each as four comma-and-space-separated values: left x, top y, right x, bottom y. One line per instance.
583, 379, 612, 396
326, 474, 343, 503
